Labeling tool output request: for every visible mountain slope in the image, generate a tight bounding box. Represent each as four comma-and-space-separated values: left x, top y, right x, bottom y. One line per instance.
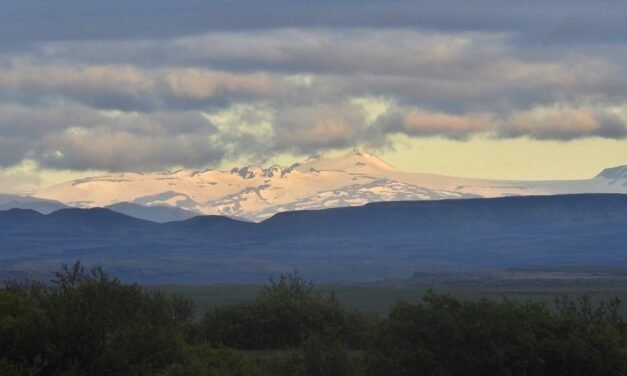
25, 151, 627, 221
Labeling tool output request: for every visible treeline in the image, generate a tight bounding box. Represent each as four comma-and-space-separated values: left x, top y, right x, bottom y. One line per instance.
2, 263, 627, 375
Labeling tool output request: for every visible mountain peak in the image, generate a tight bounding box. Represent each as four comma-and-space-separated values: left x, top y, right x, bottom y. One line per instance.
296, 149, 399, 173
350, 149, 398, 170
347, 149, 371, 157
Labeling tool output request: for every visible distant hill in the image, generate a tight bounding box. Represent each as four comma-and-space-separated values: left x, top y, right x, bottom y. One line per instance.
0, 194, 67, 214
0, 195, 199, 223
106, 202, 199, 223
1, 194, 627, 283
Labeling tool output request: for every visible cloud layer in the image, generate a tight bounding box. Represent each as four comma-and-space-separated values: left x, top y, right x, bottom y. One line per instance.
2, 1, 627, 44
0, 3, 627, 172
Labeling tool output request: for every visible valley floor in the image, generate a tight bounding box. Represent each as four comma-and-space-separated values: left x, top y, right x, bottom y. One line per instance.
159, 269, 627, 317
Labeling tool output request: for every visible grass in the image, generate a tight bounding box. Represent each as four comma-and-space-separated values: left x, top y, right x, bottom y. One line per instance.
158, 276, 627, 317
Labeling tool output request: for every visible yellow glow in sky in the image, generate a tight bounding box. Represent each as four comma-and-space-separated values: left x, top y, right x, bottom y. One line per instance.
380, 135, 627, 180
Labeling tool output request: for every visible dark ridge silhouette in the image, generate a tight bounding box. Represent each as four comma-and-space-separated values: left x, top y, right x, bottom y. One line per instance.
106, 202, 198, 223
1, 194, 627, 282
47, 207, 159, 229
0, 194, 68, 214
166, 214, 255, 230
0, 208, 46, 224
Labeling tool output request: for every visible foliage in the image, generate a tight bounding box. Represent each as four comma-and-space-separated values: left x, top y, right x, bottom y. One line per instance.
366, 291, 627, 376
1, 261, 192, 376
159, 345, 262, 376
0, 290, 48, 374
200, 272, 367, 350
4, 264, 627, 375
300, 335, 358, 376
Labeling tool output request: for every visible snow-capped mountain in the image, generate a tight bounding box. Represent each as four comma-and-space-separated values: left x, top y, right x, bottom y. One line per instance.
23, 150, 627, 221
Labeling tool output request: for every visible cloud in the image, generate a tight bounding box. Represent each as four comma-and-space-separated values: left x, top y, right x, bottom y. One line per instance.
373, 104, 627, 141
1, 5, 627, 174
1, 1, 627, 45
274, 103, 367, 152
0, 104, 103, 138
5, 30, 623, 116
163, 69, 271, 100
379, 107, 494, 140
0, 103, 217, 138
0, 103, 227, 171
37, 130, 226, 171
1, 98, 626, 173
30, 30, 619, 84
501, 107, 627, 140
0, 64, 277, 111
279, 119, 355, 149
0, 138, 31, 167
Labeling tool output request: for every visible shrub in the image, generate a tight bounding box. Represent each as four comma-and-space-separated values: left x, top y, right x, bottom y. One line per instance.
1, 261, 192, 376
159, 345, 262, 376
201, 272, 368, 350
366, 291, 627, 376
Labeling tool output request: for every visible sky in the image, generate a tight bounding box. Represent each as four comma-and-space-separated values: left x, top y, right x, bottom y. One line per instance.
2, 0, 627, 192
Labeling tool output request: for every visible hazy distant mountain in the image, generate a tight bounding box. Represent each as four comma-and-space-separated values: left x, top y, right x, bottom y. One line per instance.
24, 151, 627, 221
2, 194, 627, 283
106, 202, 199, 223
597, 165, 627, 182
0, 194, 68, 214
0, 194, 195, 223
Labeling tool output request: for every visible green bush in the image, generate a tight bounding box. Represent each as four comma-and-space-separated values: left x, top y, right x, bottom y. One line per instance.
366, 291, 627, 376
200, 272, 368, 350
0, 291, 49, 374
1, 261, 192, 376
4, 264, 627, 376
538, 295, 627, 375
159, 345, 262, 376
301, 335, 358, 376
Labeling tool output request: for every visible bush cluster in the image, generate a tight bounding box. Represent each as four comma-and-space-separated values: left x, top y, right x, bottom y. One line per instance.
2, 262, 627, 375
